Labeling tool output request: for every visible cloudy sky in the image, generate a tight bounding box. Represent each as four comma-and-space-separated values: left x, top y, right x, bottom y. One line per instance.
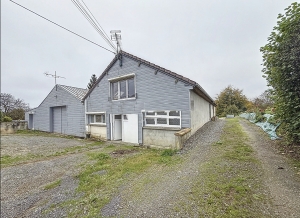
1, 0, 296, 108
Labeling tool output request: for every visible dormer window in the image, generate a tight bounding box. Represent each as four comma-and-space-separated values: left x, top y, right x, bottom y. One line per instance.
109, 74, 136, 100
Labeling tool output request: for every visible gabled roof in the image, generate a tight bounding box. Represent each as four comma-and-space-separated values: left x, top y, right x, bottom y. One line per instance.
58, 85, 88, 100
83, 50, 215, 105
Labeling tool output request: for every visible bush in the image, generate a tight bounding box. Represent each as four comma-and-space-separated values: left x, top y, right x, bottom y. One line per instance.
3, 116, 12, 122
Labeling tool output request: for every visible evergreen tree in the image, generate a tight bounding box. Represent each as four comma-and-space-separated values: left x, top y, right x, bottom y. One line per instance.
87, 74, 98, 89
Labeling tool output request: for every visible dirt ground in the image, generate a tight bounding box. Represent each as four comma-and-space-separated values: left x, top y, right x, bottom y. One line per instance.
239, 119, 300, 217
1, 119, 300, 217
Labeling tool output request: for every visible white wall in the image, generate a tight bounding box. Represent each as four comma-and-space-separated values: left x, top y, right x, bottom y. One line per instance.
190, 90, 211, 134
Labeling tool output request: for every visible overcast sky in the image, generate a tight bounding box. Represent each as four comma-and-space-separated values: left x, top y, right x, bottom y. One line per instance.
1, 0, 296, 108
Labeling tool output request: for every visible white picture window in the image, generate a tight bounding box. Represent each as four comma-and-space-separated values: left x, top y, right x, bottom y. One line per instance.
145, 110, 181, 127
110, 77, 135, 100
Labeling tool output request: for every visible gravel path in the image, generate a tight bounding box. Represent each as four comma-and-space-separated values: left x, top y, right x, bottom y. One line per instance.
239, 119, 300, 218
1, 152, 86, 218
102, 120, 226, 217
0, 135, 94, 218
1, 135, 87, 157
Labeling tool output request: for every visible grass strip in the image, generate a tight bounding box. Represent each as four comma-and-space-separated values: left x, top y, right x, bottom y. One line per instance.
187, 118, 272, 217
44, 179, 62, 190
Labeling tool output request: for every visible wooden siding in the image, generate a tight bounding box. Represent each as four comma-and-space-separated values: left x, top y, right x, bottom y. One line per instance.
25, 85, 85, 137
86, 56, 192, 143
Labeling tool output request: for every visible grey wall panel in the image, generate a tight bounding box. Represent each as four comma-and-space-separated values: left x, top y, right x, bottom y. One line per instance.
31, 86, 85, 137
86, 56, 193, 142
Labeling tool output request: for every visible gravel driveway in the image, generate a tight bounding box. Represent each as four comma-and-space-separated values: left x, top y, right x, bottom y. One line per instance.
2, 119, 299, 218
1, 135, 87, 157
1, 136, 91, 218
102, 120, 226, 217
239, 119, 300, 218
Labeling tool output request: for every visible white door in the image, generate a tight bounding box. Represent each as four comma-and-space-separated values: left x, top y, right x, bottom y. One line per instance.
122, 114, 139, 144
113, 115, 122, 140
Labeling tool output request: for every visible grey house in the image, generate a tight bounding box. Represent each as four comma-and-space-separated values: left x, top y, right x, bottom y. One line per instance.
25, 84, 87, 137
83, 51, 216, 148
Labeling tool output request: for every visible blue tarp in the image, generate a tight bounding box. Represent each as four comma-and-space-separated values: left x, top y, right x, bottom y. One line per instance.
240, 113, 280, 140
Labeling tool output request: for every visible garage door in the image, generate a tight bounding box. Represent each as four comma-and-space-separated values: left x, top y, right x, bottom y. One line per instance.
53, 106, 67, 134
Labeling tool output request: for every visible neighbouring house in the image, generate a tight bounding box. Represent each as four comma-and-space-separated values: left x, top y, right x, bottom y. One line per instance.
25, 84, 87, 137
83, 51, 216, 148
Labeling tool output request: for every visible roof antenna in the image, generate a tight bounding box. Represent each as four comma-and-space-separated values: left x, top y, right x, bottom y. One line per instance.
110, 30, 122, 67
110, 30, 122, 53
44, 71, 66, 89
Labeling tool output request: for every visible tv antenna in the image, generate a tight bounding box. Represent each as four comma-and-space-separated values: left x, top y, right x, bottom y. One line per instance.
44, 71, 66, 85
110, 30, 122, 53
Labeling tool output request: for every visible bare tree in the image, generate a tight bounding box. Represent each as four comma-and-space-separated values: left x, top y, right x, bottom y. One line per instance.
0, 93, 30, 114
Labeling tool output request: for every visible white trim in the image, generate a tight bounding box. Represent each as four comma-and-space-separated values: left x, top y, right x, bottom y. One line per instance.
86, 111, 106, 114
108, 73, 135, 82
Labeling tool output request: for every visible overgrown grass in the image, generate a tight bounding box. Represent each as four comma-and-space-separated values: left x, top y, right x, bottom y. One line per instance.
44, 179, 61, 190
187, 118, 271, 217
61, 147, 180, 217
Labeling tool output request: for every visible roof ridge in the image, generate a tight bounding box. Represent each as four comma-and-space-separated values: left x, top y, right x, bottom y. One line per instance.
82, 50, 215, 104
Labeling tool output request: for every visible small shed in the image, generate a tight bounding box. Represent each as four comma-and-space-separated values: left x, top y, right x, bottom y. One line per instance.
25, 84, 87, 137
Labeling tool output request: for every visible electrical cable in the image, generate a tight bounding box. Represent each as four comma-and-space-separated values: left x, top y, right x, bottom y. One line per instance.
81, 0, 115, 49
9, 0, 116, 54
71, 0, 116, 51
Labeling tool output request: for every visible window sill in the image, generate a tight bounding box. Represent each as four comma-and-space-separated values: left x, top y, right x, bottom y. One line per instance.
143, 126, 181, 131
111, 97, 136, 102
89, 123, 106, 127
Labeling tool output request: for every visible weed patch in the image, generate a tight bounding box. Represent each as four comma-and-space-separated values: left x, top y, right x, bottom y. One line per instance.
62, 147, 180, 217
44, 179, 61, 190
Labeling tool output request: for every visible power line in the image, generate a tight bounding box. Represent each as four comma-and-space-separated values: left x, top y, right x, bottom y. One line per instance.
81, 0, 114, 49
71, 0, 116, 51
9, 0, 116, 54
79, 0, 116, 51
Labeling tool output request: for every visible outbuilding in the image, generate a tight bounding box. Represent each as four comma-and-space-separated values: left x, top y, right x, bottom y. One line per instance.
25, 84, 87, 137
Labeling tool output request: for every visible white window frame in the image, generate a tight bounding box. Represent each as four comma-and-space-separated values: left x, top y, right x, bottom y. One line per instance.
143, 110, 181, 127
86, 112, 106, 124
108, 74, 136, 101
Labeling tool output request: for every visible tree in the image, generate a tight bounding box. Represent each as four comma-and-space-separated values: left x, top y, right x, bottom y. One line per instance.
252, 89, 274, 111
0, 93, 30, 120
260, 2, 300, 143
87, 74, 98, 89
215, 85, 248, 116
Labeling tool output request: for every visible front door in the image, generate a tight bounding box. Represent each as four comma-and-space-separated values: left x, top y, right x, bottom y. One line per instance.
113, 114, 122, 140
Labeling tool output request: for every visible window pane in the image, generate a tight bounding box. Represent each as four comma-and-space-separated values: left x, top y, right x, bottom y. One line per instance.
157, 111, 167, 115
146, 118, 155, 124
95, 115, 102, 123
115, 115, 121, 119
112, 82, 118, 100
146, 112, 155, 115
157, 118, 167, 124
128, 78, 135, 98
102, 115, 105, 123
169, 118, 180, 125
169, 111, 180, 116
120, 80, 127, 99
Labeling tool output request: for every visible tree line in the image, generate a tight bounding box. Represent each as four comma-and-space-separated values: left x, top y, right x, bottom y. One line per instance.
216, 2, 300, 144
